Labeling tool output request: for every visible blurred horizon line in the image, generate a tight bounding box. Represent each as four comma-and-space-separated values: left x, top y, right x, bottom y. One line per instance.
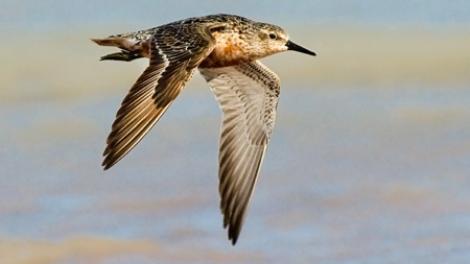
2, 0, 470, 33
1, 25, 469, 102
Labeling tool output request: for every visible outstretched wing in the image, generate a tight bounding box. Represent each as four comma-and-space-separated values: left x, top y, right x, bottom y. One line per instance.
199, 61, 280, 244
102, 25, 215, 169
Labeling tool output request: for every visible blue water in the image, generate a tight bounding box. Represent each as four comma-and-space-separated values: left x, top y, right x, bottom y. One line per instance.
1, 84, 470, 263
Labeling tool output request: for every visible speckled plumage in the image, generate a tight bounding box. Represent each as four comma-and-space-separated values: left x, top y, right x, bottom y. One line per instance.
92, 13, 315, 245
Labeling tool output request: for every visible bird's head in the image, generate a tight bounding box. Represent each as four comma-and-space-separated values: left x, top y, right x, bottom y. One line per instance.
250, 23, 316, 58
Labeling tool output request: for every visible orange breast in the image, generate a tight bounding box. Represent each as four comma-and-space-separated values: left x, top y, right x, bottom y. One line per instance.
201, 38, 248, 68
223, 42, 241, 56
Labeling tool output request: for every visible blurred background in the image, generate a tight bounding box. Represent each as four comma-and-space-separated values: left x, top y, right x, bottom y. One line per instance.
1, 1, 470, 263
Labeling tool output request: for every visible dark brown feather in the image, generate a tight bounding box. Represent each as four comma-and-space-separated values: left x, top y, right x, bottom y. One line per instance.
102, 25, 215, 169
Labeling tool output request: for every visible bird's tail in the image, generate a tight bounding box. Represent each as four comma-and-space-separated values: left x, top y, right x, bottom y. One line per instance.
91, 32, 150, 62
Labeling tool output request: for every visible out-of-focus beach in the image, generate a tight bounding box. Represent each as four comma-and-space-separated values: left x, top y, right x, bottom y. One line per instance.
1, 1, 470, 263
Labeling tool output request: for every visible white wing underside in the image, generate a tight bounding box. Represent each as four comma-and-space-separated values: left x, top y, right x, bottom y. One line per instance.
199, 60, 280, 244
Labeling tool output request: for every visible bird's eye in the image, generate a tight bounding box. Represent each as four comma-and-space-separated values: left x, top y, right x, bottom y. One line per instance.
269, 33, 277, 40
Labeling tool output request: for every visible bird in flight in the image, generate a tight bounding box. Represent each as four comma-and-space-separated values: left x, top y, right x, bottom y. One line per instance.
92, 14, 315, 245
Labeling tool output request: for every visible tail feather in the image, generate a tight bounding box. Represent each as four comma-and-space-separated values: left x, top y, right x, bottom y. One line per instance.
91, 37, 120, 47
92, 34, 149, 62
91, 36, 137, 50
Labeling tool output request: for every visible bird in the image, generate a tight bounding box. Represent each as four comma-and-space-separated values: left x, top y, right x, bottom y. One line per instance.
92, 14, 315, 245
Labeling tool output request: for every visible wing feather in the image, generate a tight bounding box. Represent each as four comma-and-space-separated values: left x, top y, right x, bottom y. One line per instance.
102, 25, 215, 169
199, 61, 280, 244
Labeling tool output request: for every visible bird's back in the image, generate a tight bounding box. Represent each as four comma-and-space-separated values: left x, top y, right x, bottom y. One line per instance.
92, 14, 257, 62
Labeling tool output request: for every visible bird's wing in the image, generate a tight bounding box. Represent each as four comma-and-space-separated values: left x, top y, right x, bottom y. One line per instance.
102, 25, 215, 169
199, 61, 280, 244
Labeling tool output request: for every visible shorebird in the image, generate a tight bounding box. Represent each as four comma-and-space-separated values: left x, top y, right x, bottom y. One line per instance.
92, 14, 315, 245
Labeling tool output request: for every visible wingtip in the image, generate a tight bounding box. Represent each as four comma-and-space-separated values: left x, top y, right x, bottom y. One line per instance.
230, 236, 238, 246
226, 223, 241, 246
102, 154, 118, 170
101, 160, 111, 170
222, 215, 239, 245
101, 151, 114, 170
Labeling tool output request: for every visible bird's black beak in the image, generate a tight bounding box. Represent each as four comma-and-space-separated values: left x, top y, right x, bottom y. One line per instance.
286, 40, 316, 56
